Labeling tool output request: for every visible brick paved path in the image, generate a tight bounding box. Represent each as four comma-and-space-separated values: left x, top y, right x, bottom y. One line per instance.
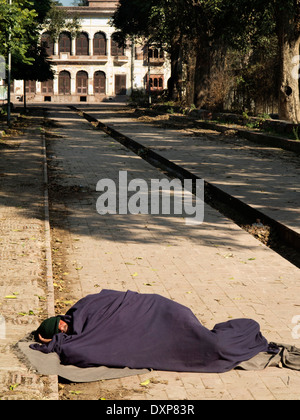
41, 104, 300, 400
0, 119, 58, 400
84, 106, 300, 234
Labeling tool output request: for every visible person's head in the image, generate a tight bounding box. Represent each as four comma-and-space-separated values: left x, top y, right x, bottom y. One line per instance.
35, 316, 69, 342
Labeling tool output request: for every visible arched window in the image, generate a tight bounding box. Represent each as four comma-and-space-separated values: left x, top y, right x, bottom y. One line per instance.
93, 32, 106, 55
41, 32, 54, 56
94, 71, 106, 94
111, 34, 124, 56
76, 33, 89, 55
147, 47, 164, 61
59, 71, 71, 94
76, 71, 88, 94
147, 75, 164, 91
59, 32, 71, 54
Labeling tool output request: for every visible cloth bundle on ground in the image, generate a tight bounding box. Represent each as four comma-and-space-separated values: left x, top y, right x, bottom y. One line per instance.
30, 289, 284, 374
16, 337, 149, 382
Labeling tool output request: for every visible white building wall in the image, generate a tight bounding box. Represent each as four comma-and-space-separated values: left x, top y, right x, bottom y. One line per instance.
11, 10, 171, 103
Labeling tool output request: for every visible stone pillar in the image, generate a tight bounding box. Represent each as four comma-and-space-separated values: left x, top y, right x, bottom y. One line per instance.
106, 33, 113, 96
88, 70, 94, 95
89, 37, 93, 56
71, 71, 76, 95
107, 34, 111, 57
53, 75, 59, 95
72, 38, 76, 56
54, 41, 59, 56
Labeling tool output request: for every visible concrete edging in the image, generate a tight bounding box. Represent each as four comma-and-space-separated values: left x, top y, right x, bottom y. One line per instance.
41, 125, 59, 400
150, 106, 300, 154
193, 120, 300, 154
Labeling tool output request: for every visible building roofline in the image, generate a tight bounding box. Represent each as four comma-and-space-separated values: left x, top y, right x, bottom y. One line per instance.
59, 6, 117, 15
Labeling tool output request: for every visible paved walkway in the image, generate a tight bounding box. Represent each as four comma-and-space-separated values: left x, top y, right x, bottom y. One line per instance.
1, 104, 300, 400
39, 104, 300, 400
81, 105, 300, 234
0, 116, 58, 400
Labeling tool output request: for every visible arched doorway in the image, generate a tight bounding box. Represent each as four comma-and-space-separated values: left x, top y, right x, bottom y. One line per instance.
115, 74, 126, 95
94, 71, 106, 94
76, 71, 88, 94
58, 71, 71, 94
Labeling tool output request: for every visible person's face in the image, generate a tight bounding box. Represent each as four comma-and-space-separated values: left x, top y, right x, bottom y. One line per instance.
58, 319, 69, 333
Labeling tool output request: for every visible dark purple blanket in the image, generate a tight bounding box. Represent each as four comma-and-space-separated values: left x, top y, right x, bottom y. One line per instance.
30, 290, 275, 373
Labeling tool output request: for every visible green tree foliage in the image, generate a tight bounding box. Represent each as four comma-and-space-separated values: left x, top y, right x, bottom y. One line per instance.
12, 45, 54, 83
43, 2, 82, 42
0, 0, 81, 85
0, 0, 41, 63
112, 0, 208, 101
223, 0, 300, 121
0, 0, 58, 70
112, 0, 250, 104
0, 0, 82, 112
113, 0, 300, 121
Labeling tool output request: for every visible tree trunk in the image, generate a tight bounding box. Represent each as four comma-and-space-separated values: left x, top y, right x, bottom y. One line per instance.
277, 17, 300, 122
185, 51, 196, 107
193, 35, 211, 108
167, 36, 183, 102
23, 80, 27, 112
183, 38, 197, 107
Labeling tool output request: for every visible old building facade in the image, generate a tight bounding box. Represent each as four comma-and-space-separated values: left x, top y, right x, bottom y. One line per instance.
11, 0, 170, 103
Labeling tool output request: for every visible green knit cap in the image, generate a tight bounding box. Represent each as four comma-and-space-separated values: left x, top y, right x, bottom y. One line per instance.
36, 316, 61, 340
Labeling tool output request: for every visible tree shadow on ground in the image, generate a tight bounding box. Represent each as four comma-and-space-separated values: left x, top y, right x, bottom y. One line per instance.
1, 104, 299, 267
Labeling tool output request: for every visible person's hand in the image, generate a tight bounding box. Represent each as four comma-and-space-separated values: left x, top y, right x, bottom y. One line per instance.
38, 334, 52, 344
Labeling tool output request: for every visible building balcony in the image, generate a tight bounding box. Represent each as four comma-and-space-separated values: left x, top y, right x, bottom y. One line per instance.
113, 55, 128, 65
94, 55, 109, 63
49, 54, 109, 64
145, 57, 165, 66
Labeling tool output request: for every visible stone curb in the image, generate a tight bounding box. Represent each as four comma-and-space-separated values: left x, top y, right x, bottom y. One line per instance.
193, 120, 300, 155
148, 106, 300, 154
41, 125, 59, 400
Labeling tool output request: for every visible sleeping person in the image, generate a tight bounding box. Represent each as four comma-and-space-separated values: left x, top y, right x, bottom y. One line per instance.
31, 289, 279, 373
